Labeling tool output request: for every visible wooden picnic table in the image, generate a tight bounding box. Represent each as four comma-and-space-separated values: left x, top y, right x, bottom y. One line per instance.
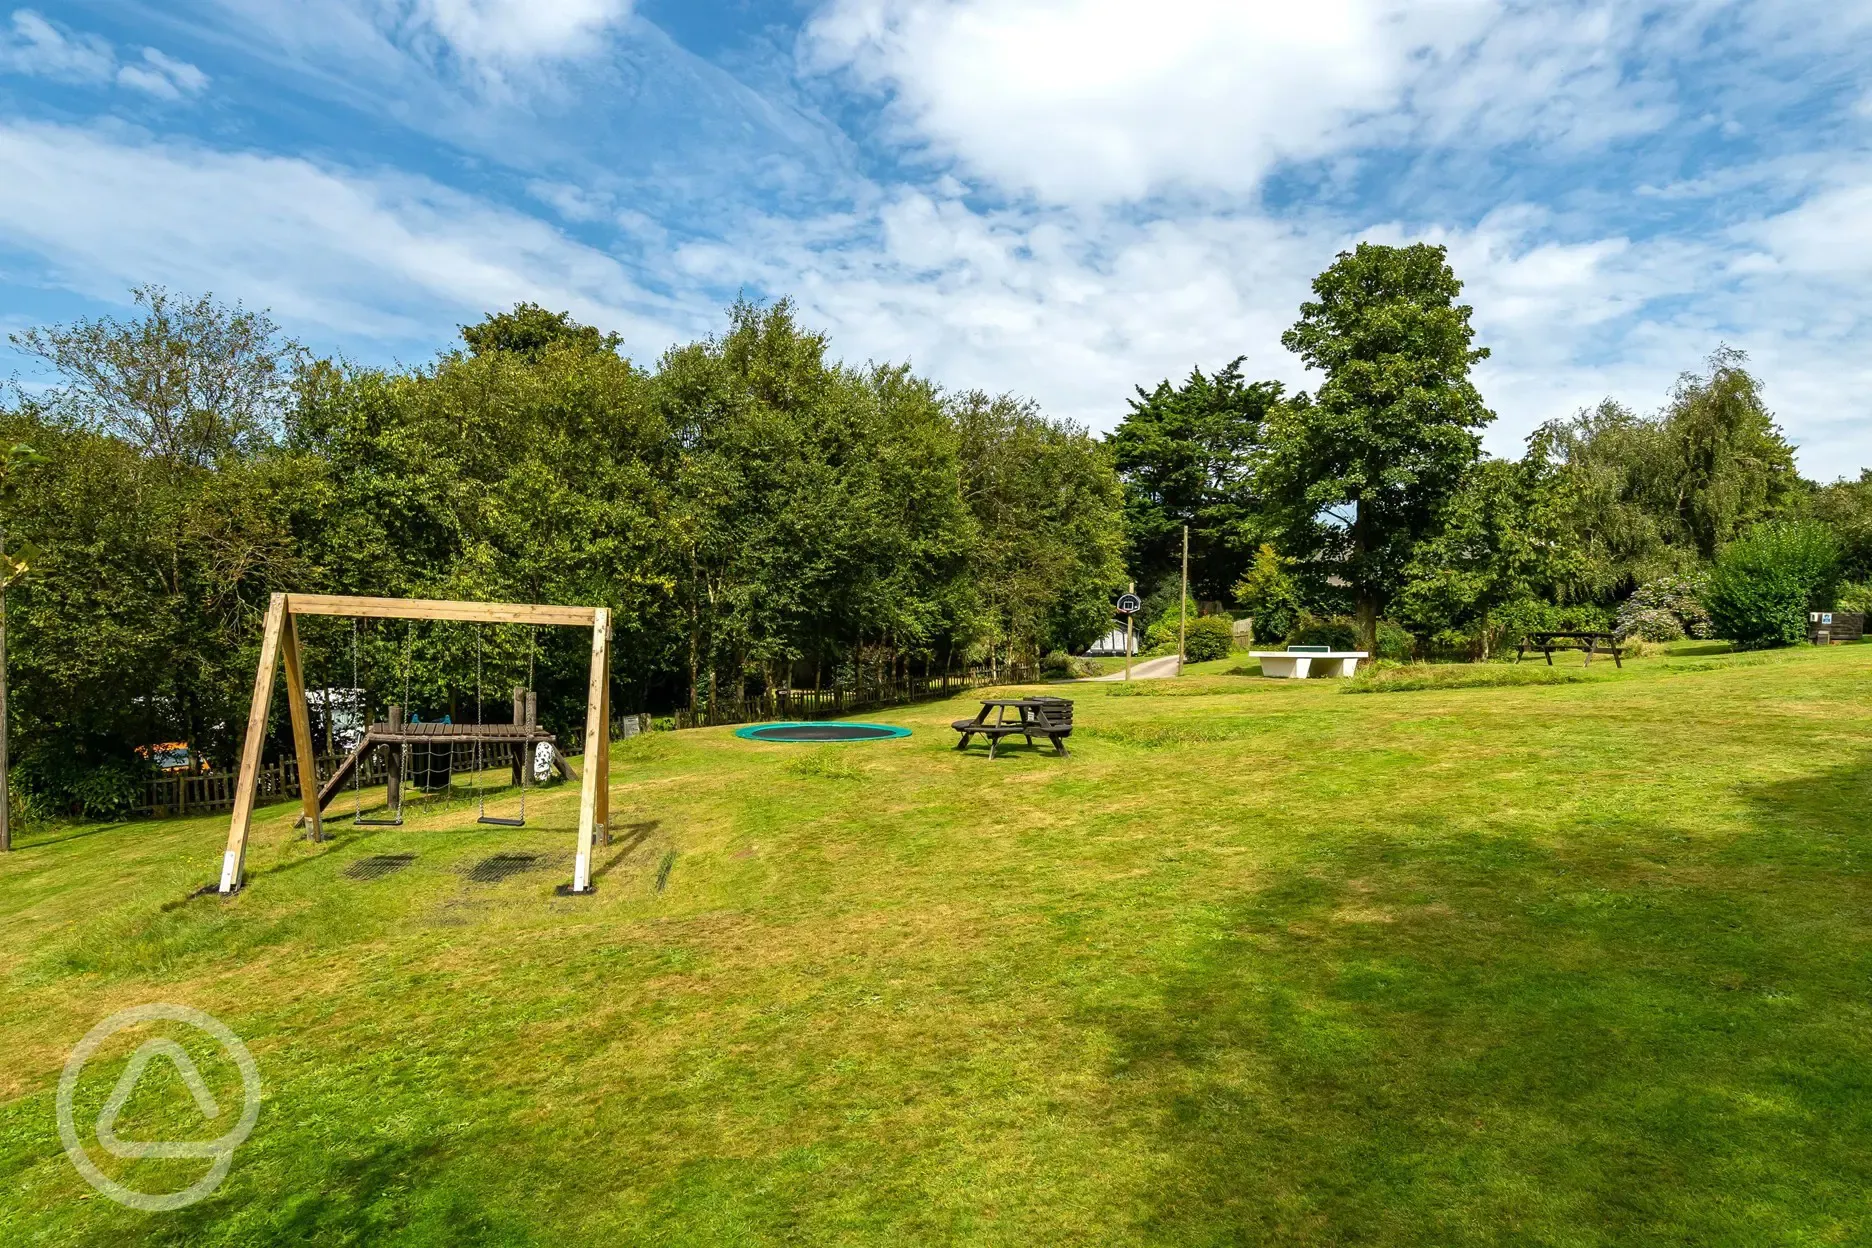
1516, 631, 1623, 668
952, 697, 1074, 758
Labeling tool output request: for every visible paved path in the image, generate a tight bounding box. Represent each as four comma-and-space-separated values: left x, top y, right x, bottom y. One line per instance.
1082, 654, 1183, 682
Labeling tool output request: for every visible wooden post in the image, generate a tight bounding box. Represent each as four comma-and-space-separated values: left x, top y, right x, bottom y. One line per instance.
1177, 526, 1189, 677
386, 704, 403, 813
572, 609, 611, 891
279, 610, 325, 843
511, 685, 526, 786
597, 616, 612, 848
219, 594, 288, 894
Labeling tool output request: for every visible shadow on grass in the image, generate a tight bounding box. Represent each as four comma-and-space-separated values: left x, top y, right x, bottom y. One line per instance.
105, 1134, 544, 1248
591, 821, 659, 882
1094, 818, 1872, 1244
1735, 749, 1872, 869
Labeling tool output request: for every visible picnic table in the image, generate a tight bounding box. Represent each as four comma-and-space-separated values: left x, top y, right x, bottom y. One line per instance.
1516, 631, 1623, 668
951, 697, 1074, 758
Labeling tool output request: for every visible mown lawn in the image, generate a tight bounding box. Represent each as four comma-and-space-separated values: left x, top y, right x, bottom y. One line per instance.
2, 642, 1869, 1246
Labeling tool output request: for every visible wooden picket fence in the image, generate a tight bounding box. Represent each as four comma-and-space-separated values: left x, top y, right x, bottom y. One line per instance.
137, 749, 391, 818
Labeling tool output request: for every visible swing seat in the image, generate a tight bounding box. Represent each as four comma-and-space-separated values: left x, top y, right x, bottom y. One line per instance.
476, 815, 526, 828
353, 815, 404, 827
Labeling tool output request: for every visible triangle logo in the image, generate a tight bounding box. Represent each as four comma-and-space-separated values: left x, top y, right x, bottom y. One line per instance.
94, 1038, 225, 1160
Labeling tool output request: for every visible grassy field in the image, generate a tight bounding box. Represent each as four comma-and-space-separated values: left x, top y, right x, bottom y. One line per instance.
2, 642, 1869, 1245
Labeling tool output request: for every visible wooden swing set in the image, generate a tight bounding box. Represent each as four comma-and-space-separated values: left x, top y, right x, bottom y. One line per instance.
217, 593, 613, 897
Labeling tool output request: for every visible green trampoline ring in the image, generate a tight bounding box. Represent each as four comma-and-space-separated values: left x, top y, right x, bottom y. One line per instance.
733, 722, 912, 743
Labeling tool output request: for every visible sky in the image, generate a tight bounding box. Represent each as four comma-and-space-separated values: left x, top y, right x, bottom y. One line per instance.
1, 1, 1869, 474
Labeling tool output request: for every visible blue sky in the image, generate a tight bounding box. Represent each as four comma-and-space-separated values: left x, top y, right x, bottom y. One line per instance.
2, 1, 1870, 473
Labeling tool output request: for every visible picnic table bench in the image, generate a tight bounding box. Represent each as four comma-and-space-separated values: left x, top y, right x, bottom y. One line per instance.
952, 697, 1074, 758
1249, 645, 1368, 678
1516, 631, 1623, 668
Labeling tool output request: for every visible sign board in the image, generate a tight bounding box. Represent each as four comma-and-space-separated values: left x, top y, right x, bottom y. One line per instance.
1808, 611, 1864, 643
1115, 593, 1142, 615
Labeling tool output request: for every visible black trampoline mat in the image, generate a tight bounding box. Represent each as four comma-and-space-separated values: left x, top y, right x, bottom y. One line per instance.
742, 724, 900, 742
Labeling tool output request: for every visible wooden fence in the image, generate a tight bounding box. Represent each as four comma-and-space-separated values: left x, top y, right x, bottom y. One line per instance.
137, 749, 393, 818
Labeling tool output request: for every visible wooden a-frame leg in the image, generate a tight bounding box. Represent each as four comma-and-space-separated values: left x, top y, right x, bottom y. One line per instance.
279, 610, 324, 843
597, 619, 612, 849
571, 609, 611, 893
219, 594, 288, 894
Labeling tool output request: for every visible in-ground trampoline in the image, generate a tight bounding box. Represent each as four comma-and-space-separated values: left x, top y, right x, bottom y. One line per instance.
733, 722, 912, 743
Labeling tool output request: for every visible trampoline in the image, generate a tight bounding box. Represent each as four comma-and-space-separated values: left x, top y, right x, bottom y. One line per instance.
733, 722, 912, 743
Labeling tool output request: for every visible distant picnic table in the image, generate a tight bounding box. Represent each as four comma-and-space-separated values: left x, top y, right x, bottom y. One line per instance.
951, 696, 1074, 758
1516, 631, 1624, 668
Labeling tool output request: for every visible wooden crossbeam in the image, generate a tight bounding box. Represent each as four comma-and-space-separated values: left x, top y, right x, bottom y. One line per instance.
283, 594, 599, 627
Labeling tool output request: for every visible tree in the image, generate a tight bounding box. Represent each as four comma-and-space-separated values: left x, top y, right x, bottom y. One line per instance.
11, 285, 302, 467
1108, 359, 1282, 600
1533, 399, 1682, 600
461, 303, 622, 361
1395, 447, 1578, 658
0, 440, 44, 850
1230, 543, 1302, 644
1808, 470, 1872, 583
1660, 347, 1799, 562
956, 392, 1126, 673
1259, 243, 1494, 651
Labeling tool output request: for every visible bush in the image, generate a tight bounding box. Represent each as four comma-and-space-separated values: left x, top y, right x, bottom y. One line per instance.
1183, 615, 1236, 662
1374, 619, 1415, 661
1705, 521, 1842, 648
1835, 581, 1872, 612
1231, 544, 1301, 643
1041, 649, 1072, 676
1288, 614, 1359, 651
1614, 575, 1713, 642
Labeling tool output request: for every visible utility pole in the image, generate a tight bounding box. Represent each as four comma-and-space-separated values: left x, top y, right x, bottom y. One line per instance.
1124, 581, 1134, 682
1178, 526, 1189, 677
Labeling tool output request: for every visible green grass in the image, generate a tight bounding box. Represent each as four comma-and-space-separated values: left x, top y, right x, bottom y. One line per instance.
4, 644, 1871, 1245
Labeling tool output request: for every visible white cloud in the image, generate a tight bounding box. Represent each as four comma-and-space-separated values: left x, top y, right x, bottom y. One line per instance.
116, 48, 211, 100
0, 120, 702, 350
0, 9, 114, 82
807, 0, 1499, 203
802, 0, 1708, 205
411, 0, 633, 62
0, 9, 208, 99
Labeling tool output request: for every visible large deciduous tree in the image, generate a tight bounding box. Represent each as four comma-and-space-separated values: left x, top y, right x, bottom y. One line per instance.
1259, 243, 1494, 652
11, 285, 302, 468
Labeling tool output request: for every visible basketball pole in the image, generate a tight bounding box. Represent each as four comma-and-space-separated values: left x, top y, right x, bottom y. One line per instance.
1177, 527, 1189, 677
1124, 581, 1134, 682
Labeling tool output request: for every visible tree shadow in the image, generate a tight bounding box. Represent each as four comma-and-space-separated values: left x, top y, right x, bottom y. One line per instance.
1084, 814, 1872, 1242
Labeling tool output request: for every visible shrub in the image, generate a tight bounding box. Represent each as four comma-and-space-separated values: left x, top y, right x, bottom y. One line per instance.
1835, 581, 1872, 612
1231, 544, 1301, 643
1374, 619, 1415, 661
1041, 650, 1072, 676
1614, 575, 1713, 642
1183, 615, 1236, 662
1705, 521, 1842, 647
1289, 614, 1359, 651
